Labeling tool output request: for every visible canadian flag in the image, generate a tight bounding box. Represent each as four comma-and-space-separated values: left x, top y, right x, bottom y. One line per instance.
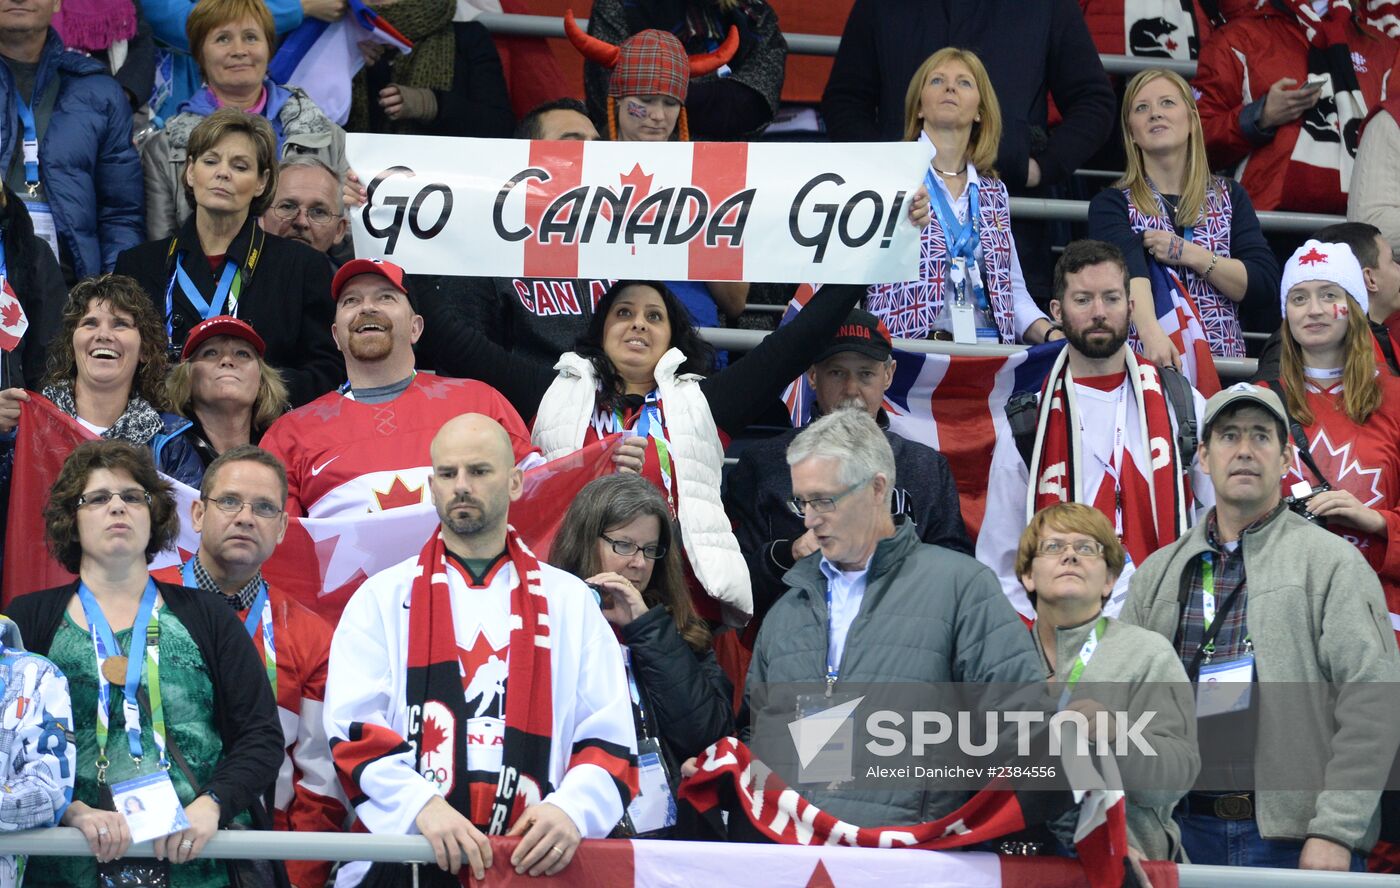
463, 834, 1177, 887
0, 277, 27, 351
1, 396, 616, 621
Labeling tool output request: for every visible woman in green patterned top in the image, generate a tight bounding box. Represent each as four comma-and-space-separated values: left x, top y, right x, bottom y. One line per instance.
8, 438, 284, 888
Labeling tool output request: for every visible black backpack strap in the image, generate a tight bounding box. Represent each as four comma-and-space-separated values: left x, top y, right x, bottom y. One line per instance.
1262, 379, 1331, 486
1005, 390, 1040, 469
1157, 366, 1199, 463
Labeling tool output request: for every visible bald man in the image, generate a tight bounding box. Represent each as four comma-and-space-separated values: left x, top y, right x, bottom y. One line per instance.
324, 415, 637, 888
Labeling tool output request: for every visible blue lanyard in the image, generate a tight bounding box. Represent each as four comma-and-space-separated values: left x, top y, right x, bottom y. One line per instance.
924, 170, 980, 260
166, 256, 238, 343
13, 91, 38, 195
182, 558, 277, 693
76, 579, 160, 766
824, 581, 839, 693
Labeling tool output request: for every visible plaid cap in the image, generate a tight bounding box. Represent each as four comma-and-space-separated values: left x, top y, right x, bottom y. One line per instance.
609, 30, 690, 103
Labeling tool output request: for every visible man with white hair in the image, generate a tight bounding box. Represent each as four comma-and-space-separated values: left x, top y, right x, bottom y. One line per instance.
260, 156, 348, 261
743, 408, 1040, 826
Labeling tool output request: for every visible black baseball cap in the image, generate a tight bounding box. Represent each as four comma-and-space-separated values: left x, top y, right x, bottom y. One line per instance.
812, 309, 893, 365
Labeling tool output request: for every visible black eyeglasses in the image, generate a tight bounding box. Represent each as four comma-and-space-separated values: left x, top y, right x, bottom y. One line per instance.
269, 200, 339, 226
204, 495, 283, 519
77, 489, 151, 508
788, 477, 872, 517
600, 533, 666, 560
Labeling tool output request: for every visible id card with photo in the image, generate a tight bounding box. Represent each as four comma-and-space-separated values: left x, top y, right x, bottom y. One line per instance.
1196, 654, 1254, 718
112, 771, 191, 844
624, 738, 677, 835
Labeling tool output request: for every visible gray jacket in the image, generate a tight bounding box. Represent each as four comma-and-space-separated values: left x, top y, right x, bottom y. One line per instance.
746, 518, 1041, 826
1032, 616, 1199, 861
140, 84, 347, 241
1122, 506, 1400, 852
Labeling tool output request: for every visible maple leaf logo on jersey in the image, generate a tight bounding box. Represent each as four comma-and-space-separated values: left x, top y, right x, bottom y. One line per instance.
371, 476, 424, 511
459, 627, 508, 719
1289, 428, 1385, 506
421, 714, 449, 755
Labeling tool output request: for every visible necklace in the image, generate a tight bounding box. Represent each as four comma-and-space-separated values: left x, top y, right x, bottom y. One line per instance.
932, 165, 968, 177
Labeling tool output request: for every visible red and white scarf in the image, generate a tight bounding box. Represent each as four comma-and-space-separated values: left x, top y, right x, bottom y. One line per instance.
1027, 347, 1190, 567
1281, 0, 1369, 210
680, 737, 1131, 888
407, 526, 554, 834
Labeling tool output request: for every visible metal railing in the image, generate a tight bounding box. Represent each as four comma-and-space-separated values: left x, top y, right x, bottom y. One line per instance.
698, 327, 1259, 382
3, 828, 1396, 886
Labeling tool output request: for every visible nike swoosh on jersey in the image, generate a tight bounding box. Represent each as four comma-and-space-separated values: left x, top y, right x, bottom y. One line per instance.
311, 456, 339, 476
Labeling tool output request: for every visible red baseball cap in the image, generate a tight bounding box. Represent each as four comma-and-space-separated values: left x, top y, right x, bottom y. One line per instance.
331, 258, 409, 302
181, 315, 265, 361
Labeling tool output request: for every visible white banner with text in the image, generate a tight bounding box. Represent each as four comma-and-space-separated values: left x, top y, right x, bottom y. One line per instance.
346, 136, 932, 283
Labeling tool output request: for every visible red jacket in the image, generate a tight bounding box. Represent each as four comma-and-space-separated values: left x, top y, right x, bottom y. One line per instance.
152, 567, 346, 888
1196, 10, 1395, 212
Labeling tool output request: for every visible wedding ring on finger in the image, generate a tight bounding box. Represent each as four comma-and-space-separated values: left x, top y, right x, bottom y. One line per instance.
551, 845, 565, 856
180, 839, 195, 849
97, 826, 110, 836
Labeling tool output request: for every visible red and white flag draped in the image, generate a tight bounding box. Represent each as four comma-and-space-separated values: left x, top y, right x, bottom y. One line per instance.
782, 283, 1218, 538
345, 136, 931, 284
1, 396, 616, 621
465, 835, 1179, 888
0, 276, 26, 352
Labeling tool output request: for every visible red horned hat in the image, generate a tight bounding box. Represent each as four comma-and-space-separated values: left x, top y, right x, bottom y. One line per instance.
563, 9, 739, 105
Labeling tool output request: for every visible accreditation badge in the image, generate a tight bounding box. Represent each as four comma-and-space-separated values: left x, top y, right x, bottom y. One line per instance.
111, 771, 191, 843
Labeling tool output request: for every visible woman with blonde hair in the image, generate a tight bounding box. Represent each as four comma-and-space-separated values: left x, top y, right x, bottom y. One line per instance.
867, 47, 1059, 345
1270, 239, 1400, 638
164, 315, 289, 477
1088, 67, 1278, 364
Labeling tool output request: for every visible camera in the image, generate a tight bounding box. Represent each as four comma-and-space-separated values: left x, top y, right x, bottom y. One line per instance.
586, 582, 612, 609
1285, 479, 1331, 527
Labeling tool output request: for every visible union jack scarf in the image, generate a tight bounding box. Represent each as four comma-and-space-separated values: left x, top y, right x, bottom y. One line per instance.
1027, 346, 1191, 570
408, 525, 554, 833
1280, 0, 1368, 211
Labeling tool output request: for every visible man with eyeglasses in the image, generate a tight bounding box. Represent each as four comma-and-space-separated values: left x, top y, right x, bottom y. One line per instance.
742, 408, 1038, 826
260, 156, 349, 263
726, 308, 972, 622
978, 239, 1215, 622
152, 444, 348, 888
1122, 383, 1400, 872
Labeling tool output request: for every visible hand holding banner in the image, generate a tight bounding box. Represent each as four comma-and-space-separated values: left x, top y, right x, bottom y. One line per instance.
347, 136, 933, 284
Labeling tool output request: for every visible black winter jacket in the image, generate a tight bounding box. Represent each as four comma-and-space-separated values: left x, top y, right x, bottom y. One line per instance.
0, 186, 66, 390
820, 0, 1114, 190
618, 605, 734, 772
114, 213, 342, 407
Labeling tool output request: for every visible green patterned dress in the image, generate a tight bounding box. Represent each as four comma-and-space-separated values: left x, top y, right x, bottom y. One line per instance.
25, 608, 234, 888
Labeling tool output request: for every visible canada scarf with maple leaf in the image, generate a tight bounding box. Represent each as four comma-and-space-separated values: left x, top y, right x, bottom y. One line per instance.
680, 737, 1137, 888
1281, 0, 1369, 210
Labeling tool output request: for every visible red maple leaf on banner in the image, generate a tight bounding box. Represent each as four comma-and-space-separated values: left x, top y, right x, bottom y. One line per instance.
621, 163, 653, 206
421, 715, 449, 756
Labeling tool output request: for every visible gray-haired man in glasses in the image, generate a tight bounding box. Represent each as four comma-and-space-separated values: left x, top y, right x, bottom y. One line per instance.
741, 408, 1039, 827
260, 156, 349, 259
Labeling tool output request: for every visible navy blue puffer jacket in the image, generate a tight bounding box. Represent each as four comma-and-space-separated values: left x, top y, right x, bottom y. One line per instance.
0, 30, 144, 278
